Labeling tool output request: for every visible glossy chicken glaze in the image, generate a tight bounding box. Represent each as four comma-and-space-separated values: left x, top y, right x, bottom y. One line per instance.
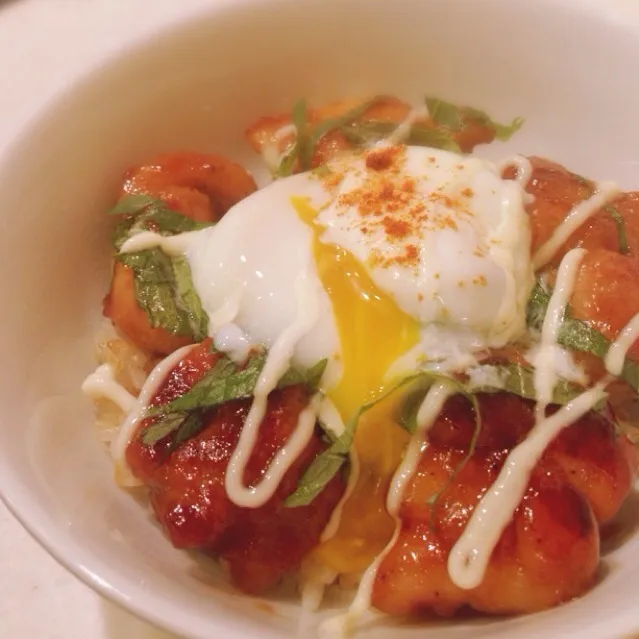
126, 341, 345, 594
102, 98, 639, 617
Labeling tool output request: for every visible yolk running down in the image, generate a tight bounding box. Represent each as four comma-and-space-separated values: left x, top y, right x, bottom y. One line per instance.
292, 196, 419, 574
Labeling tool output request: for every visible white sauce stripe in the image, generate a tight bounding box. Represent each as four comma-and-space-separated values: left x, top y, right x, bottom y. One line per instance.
605, 313, 639, 376
385, 105, 427, 145
321, 450, 359, 543
319, 381, 456, 638
300, 399, 352, 611
224, 269, 321, 508
301, 562, 338, 613
213, 323, 252, 363
388, 381, 457, 514
227, 391, 321, 508
533, 248, 586, 421
261, 123, 298, 174
110, 344, 196, 475
497, 155, 533, 190
119, 230, 199, 256
82, 363, 137, 413
318, 398, 355, 544
318, 526, 401, 639
533, 181, 620, 270
447, 380, 609, 590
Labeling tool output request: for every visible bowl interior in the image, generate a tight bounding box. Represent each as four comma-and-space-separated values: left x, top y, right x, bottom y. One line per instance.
1, 0, 639, 637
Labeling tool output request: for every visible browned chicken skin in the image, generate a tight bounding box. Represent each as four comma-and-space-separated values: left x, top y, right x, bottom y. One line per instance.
372, 157, 639, 617
104, 152, 257, 356
126, 342, 346, 594
246, 95, 497, 171
373, 394, 638, 616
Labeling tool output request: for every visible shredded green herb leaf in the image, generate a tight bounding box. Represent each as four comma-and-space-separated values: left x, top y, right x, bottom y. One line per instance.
275, 99, 310, 177
141, 411, 207, 449
275, 95, 523, 178
465, 362, 588, 405
150, 351, 266, 416
170, 412, 206, 450
461, 106, 524, 141
285, 355, 588, 509
426, 393, 481, 509
341, 120, 461, 152
526, 280, 639, 391
276, 97, 384, 177
142, 350, 329, 449
394, 373, 482, 509
283, 421, 354, 508
425, 97, 464, 131
286, 372, 478, 508
111, 196, 211, 250
304, 96, 382, 158
606, 205, 629, 255
141, 412, 190, 446
285, 376, 423, 508
277, 359, 328, 392
119, 249, 194, 337
111, 195, 212, 340
397, 373, 471, 434
150, 352, 327, 417
171, 256, 209, 341
291, 99, 312, 172
108, 194, 158, 216
426, 97, 523, 141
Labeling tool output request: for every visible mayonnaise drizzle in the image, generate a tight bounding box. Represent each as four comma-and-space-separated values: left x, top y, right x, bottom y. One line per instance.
319, 381, 455, 639
386, 105, 428, 145
388, 380, 456, 513
82, 363, 137, 413
320, 451, 360, 543
119, 230, 200, 256
301, 562, 338, 613
605, 313, 639, 376
300, 400, 353, 613
532, 248, 586, 421
533, 181, 620, 270
115, 217, 327, 507
261, 123, 298, 174
497, 155, 533, 190
224, 269, 321, 508
117, 227, 246, 337
317, 399, 357, 545
111, 344, 196, 474
213, 323, 252, 363
447, 380, 609, 590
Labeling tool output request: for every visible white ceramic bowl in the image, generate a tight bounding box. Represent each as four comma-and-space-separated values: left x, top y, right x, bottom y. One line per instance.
2, 0, 639, 637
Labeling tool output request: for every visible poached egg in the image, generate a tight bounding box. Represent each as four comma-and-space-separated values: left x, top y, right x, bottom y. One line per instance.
186, 144, 533, 423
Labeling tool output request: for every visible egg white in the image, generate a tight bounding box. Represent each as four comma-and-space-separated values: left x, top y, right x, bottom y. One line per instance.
186, 145, 532, 389
186, 173, 341, 377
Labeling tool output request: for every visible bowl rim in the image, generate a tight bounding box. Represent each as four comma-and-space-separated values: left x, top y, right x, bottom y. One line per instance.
2, 0, 639, 637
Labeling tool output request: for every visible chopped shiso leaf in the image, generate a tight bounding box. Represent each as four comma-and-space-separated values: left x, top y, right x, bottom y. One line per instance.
285, 358, 594, 508
141, 350, 327, 447
425, 96, 524, 141
606, 205, 630, 255
111, 195, 211, 340
527, 280, 639, 391
274, 94, 523, 177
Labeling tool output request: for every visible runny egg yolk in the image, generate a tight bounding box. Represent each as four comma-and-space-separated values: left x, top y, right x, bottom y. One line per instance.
293, 196, 418, 573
